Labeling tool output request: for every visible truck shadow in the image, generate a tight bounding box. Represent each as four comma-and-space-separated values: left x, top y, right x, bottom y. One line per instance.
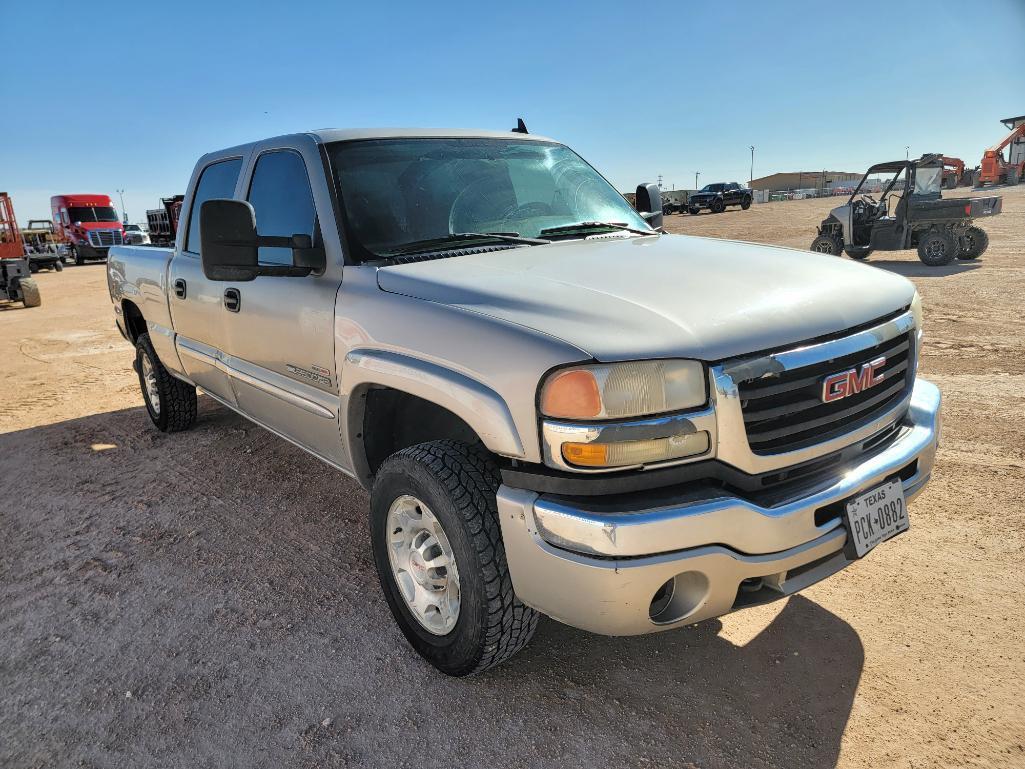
866, 259, 983, 278
0, 398, 863, 768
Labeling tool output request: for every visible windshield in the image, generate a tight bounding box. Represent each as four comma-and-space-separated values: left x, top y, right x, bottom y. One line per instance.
124, 224, 141, 231
68, 206, 119, 223
328, 138, 650, 259
700, 184, 725, 193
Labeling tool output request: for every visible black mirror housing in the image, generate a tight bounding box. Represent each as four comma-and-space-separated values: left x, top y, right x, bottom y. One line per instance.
200, 199, 260, 281
200, 199, 327, 281
635, 183, 664, 230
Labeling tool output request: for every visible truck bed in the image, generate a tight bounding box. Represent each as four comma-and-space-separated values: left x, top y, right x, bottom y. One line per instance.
909, 195, 1002, 221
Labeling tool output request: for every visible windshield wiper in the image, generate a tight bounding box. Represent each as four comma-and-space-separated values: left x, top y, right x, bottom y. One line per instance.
539, 221, 654, 238
384, 231, 548, 256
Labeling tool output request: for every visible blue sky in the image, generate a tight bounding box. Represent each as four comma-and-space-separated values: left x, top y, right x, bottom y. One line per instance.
3, 0, 1023, 222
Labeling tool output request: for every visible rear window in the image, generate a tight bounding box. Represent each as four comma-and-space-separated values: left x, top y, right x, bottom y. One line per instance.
185, 158, 243, 254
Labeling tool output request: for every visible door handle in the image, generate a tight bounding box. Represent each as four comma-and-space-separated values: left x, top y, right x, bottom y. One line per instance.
173, 278, 186, 299
223, 287, 241, 313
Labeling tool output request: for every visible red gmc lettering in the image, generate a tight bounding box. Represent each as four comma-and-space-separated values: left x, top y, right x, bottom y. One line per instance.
822, 356, 887, 403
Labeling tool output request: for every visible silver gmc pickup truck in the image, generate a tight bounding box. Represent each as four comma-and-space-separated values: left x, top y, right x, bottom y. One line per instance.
107, 128, 941, 676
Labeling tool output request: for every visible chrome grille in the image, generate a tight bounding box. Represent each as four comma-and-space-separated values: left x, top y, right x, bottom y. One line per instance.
737, 331, 914, 454
87, 230, 124, 247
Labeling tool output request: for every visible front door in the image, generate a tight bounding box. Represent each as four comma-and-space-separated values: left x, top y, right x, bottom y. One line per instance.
219, 142, 344, 464
168, 157, 245, 407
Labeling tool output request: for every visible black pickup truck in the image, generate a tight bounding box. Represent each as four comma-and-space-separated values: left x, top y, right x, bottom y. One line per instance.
688, 182, 753, 214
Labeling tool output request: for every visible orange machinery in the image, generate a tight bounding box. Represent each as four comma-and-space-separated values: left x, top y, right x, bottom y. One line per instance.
979, 114, 1025, 186
941, 156, 967, 188
0, 193, 26, 259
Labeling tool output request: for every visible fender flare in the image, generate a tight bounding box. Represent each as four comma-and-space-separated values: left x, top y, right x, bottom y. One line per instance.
341, 349, 526, 480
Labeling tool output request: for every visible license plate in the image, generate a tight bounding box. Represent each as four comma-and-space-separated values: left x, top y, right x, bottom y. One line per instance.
844, 479, 909, 558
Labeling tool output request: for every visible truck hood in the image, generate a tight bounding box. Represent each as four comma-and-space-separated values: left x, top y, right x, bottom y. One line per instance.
376, 234, 915, 362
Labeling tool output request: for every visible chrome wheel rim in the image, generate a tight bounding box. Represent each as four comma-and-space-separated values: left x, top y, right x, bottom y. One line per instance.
141, 353, 160, 416
386, 495, 460, 635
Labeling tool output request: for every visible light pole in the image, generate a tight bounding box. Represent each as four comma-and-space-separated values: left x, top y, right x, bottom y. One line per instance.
905, 145, 910, 160
657, 174, 663, 189
694, 171, 700, 189
749, 146, 755, 184
116, 189, 127, 223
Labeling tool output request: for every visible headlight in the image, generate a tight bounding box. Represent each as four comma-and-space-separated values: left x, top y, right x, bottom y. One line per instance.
540, 360, 707, 420
910, 291, 923, 336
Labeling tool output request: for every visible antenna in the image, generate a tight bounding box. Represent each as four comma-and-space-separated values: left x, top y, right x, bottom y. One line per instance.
512, 118, 528, 134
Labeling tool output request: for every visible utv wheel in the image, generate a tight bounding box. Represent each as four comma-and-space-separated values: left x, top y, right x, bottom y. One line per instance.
19, 278, 41, 308
53, 260, 63, 272
710, 198, 726, 213
688, 207, 701, 215
135, 332, 197, 432
958, 226, 989, 259
810, 234, 844, 255
740, 196, 752, 210
844, 246, 873, 260
370, 440, 539, 676
917, 229, 957, 266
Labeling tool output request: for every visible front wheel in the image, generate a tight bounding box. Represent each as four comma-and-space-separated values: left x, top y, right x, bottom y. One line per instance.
958, 226, 989, 259
135, 332, 197, 432
740, 196, 752, 210
917, 229, 957, 266
370, 440, 539, 676
53, 260, 63, 272
19, 278, 41, 308
710, 198, 725, 213
810, 233, 844, 255
688, 206, 701, 215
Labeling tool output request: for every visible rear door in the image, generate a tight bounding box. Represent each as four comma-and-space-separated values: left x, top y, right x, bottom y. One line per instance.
219, 138, 345, 464
168, 156, 245, 406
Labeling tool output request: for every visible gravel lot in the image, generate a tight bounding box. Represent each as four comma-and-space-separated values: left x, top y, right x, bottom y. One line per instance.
2, 186, 1023, 768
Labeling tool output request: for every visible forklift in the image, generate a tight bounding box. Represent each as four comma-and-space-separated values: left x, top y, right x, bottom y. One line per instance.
810, 154, 1002, 267
0, 193, 41, 307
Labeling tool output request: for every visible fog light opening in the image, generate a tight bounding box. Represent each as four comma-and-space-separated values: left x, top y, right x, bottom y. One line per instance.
648, 571, 710, 625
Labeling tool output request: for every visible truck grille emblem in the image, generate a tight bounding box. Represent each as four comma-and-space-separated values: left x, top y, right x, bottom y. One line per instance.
822, 356, 887, 403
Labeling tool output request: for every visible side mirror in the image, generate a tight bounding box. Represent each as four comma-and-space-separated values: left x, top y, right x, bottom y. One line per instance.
200, 198, 326, 281
635, 183, 663, 230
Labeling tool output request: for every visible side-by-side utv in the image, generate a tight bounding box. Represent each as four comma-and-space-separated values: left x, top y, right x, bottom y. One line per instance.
810, 154, 1002, 266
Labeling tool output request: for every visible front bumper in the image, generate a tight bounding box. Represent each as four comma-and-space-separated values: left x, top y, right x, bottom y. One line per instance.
497, 378, 941, 635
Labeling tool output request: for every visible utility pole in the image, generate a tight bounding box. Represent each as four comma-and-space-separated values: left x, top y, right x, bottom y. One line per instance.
694, 171, 700, 189
749, 146, 755, 184
905, 145, 910, 160
116, 189, 127, 223
657, 174, 663, 189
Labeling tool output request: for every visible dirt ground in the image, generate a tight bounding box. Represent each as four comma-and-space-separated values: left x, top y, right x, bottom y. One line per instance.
2, 187, 1023, 769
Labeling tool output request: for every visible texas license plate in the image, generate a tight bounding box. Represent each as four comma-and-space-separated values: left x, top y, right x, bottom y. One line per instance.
844, 479, 909, 558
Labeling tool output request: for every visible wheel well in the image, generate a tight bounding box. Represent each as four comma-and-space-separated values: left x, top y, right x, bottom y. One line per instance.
360, 387, 483, 477
122, 300, 146, 343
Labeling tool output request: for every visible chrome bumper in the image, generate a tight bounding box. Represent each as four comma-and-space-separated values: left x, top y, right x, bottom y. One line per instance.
497, 378, 941, 636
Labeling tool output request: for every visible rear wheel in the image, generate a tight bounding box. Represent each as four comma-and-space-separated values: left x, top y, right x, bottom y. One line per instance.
810, 233, 844, 255
53, 260, 63, 272
135, 332, 197, 432
710, 198, 725, 213
688, 206, 701, 215
72, 246, 84, 266
370, 440, 539, 676
740, 196, 752, 210
958, 226, 989, 259
19, 278, 41, 308
917, 229, 957, 266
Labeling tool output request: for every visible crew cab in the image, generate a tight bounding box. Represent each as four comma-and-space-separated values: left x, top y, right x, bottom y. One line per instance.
688, 182, 753, 214
107, 128, 941, 676
51, 194, 124, 264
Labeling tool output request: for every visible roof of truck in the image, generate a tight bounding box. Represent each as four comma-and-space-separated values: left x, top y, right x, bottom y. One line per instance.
309, 127, 559, 144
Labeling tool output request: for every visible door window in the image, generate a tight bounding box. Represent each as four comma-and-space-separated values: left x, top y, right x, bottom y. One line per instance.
246, 150, 318, 266
185, 158, 243, 254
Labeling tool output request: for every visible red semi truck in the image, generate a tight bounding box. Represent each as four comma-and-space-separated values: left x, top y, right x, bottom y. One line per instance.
50, 194, 124, 264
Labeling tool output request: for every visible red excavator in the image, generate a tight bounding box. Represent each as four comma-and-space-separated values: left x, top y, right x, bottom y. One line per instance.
978, 115, 1025, 186
0, 193, 41, 307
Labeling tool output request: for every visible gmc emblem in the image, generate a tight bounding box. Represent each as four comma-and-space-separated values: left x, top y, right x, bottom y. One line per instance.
822, 356, 887, 403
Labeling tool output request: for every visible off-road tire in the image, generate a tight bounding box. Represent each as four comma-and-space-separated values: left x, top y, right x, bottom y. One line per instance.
135, 332, 197, 432
917, 229, 957, 267
688, 206, 701, 215
19, 278, 41, 308
710, 198, 726, 213
29, 261, 39, 273
370, 440, 539, 676
740, 196, 752, 210
53, 260, 63, 272
958, 226, 988, 260
72, 246, 84, 266
844, 246, 873, 260
810, 233, 844, 255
